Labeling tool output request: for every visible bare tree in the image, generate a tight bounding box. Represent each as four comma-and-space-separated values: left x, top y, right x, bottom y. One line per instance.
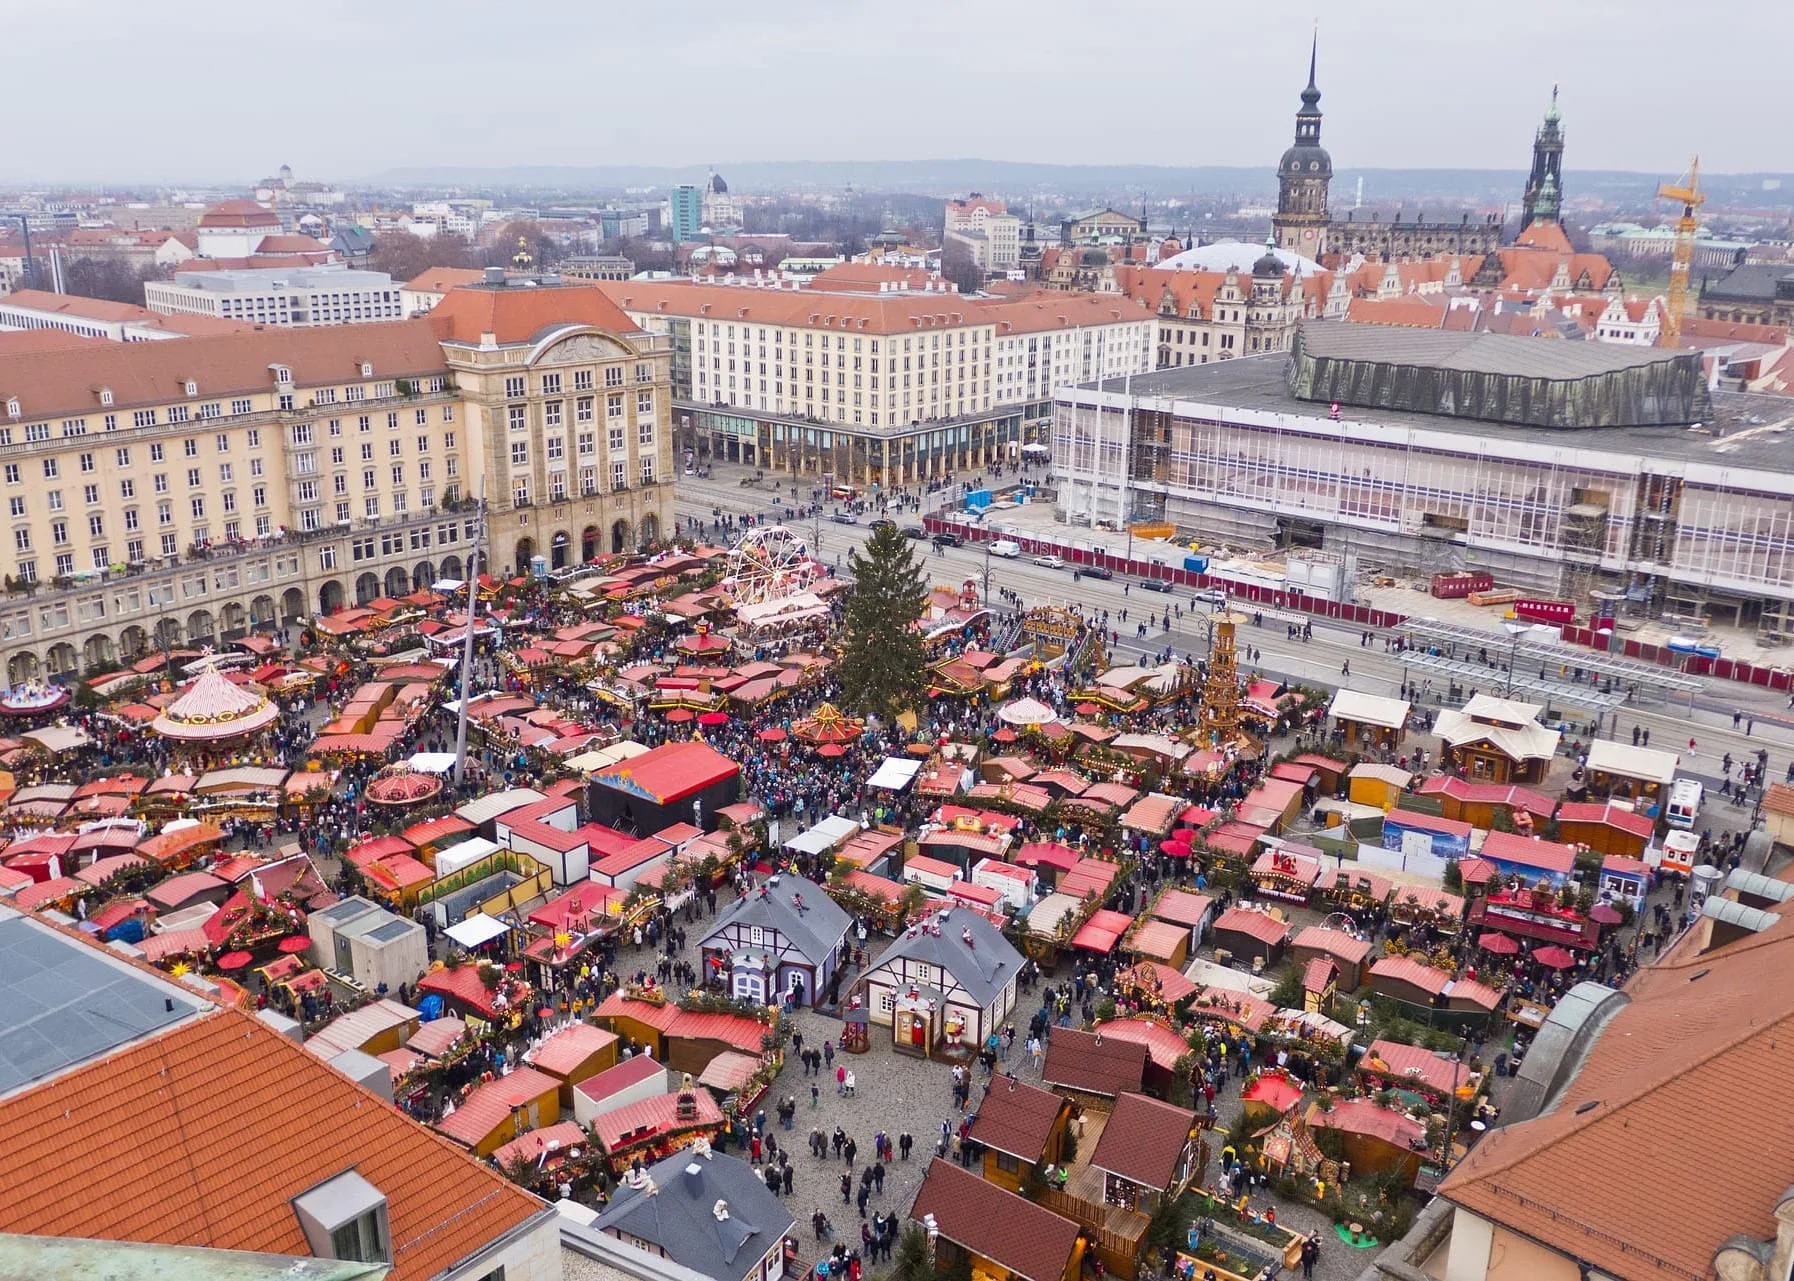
59, 257, 158, 306
939, 239, 985, 294
369, 231, 476, 283
487, 220, 564, 271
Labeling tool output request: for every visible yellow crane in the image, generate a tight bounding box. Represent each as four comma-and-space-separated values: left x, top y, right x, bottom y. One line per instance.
1657, 156, 1705, 348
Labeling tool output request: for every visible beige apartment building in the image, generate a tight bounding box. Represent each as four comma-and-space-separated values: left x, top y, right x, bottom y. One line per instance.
0, 278, 674, 683
598, 278, 1151, 486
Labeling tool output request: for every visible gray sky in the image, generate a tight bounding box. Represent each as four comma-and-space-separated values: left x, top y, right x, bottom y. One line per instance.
12, 0, 1788, 184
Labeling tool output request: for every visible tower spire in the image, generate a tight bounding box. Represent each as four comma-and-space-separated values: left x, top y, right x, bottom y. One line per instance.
1306, 27, 1318, 95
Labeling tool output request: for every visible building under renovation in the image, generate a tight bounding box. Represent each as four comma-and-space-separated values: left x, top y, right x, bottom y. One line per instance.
1053, 321, 1794, 638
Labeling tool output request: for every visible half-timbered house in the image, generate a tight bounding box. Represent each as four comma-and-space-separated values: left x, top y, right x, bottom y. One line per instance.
697, 875, 850, 1008
856, 904, 1022, 1053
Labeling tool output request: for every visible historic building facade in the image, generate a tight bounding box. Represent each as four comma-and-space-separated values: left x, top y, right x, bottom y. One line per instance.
599, 278, 1151, 484
1270, 43, 1550, 263
0, 279, 675, 682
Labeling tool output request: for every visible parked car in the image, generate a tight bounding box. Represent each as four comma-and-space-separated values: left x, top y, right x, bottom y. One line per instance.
1192, 587, 1227, 605
902, 524, 927, 539
870, 518, 896, 532
831, 513, 858, 525
1139, 578, 1174, 593
932, 531, 964, 548
1081, 565, 1114, 580
1032, 554, 1065, 569
990, 540, 1022, 559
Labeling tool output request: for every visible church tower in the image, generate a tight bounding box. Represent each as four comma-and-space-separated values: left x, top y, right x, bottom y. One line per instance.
1272, 36, 1332, 258
1521, 87, 1565, 229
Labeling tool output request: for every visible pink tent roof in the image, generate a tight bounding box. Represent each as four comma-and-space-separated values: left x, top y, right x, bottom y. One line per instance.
150, 665, 279, 741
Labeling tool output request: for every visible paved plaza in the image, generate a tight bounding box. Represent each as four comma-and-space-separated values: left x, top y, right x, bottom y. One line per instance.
607, 912, 1373, 1281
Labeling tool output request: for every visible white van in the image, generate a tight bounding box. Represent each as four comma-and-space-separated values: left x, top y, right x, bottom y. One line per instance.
990, 539, 1021, 559
1666, 778, 1703, 830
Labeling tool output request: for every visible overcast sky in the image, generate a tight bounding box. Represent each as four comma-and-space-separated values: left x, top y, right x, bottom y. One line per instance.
11, 0, 1787, 185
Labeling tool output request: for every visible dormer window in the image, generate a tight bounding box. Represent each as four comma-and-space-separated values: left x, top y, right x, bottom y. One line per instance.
99, 387, 114, 407
293, 1170, 390, 1265
272, 365, 292, 385
360, 362, 373, 377
4, 399, 17, 419
185, 380, 198, 397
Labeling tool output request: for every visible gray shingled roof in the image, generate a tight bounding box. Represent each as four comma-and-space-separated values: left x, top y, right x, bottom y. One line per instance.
699, 875, 851, 966
870, 904, 1021, 1009
1296, 318, 1684, 379
591, 1149, 795, 1276
1703, 261, 1794, 302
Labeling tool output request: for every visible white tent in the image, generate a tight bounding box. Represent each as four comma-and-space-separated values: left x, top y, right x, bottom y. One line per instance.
444, 915, 510, 949
997, 697, 1057, 726
407, 752, 458, 775
784, 814, 862, 857
867, 757, 922, 791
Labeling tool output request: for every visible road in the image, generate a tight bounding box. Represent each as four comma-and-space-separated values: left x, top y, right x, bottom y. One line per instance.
671, 465, 1794, 802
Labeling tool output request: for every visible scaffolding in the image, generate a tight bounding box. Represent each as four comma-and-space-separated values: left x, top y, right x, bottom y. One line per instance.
1396, 617, 1703, 714
1558, 491, 1611, 606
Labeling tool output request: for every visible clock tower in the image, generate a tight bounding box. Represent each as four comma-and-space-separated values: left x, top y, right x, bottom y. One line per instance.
1272, 36, 1332, 258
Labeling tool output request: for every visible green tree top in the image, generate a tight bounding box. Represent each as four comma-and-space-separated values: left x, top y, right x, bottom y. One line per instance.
838, 524, 928, 720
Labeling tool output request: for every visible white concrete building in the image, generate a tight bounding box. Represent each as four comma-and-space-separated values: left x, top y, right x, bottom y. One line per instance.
0, 289, 197, 341
944, 196, 1022, 271
146, 265, 403, 327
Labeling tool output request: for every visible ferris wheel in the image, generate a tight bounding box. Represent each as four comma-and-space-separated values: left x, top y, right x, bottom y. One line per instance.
724, 525, 816, 606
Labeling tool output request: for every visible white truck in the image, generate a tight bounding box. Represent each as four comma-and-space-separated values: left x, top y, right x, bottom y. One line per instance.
1665, 778, 1703, 831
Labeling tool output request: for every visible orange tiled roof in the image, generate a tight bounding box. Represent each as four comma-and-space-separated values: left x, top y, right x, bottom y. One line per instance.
1346, 296, 1447, 328
1513, 221, 1574, 254
435, 1067, 561, 1148
1442, 909, 1794, 1279
0, 1006, 545, 1279
599, 277, 1148, 337
429, 280, 651, 346
0, 319, 447, 422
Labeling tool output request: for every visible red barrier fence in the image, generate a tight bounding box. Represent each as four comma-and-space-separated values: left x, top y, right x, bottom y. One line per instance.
924, 515, 1794, 693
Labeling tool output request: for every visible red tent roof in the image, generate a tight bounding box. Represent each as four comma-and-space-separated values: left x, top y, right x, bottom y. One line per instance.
589, 739, 737, 804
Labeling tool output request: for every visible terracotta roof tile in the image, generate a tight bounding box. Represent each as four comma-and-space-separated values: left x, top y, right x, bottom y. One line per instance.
967, 1078, 1066, 1162
526, 1022, 619, 1077
0, 319, 448, 422
1212, 906, 1291, 947
0, 1005, 544, 1280
587, 1088, 723, 1152
1041, 1026, 1147, 1097
429, 281, 641, 346
1442, 913, 1794, 1278
599, 278, 1148, 338
1092, 1016, 1190, 1071
910, 1158, 1081, 1281
1359, 1039, 1468, 1095
434, 1067, 562, 1148
1370, 956, 1453, 997
1291, 925, 1373, 965
1150, 889, 1214, 928
1311, 1099, 1424, 1150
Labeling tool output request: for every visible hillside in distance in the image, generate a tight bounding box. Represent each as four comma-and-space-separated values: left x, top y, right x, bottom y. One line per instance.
365, 159, 1793, 207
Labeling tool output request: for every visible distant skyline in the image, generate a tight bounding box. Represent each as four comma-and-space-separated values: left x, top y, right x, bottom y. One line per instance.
9, 0, 1788, 186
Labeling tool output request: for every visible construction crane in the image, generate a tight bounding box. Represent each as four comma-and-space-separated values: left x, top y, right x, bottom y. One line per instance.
1657, 156, 1705, 348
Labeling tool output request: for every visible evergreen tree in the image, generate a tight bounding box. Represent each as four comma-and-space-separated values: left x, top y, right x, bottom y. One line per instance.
838, 524, 927, 719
